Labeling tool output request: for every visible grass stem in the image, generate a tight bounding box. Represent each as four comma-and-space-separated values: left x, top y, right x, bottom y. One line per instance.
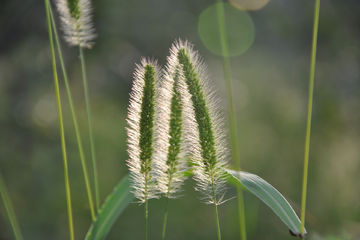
49, 6, 96, 221
300, 0, 321, 236
0, 170, 24, 240
145, 186, 148, 240
161, 193, 170, 240
45, 1, 74, 239
79, 46, 100, 211
212, 183, 221, 240
215, 1, 246, 239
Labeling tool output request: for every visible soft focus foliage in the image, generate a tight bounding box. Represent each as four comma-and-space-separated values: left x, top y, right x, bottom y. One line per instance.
1, 0, 360, 239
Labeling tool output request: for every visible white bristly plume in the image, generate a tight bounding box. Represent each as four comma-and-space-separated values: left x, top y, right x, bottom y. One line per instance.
126, 58, 161, 203
170, 39, 229, 205
56, 0, 96, 48
153, 55, 191, 198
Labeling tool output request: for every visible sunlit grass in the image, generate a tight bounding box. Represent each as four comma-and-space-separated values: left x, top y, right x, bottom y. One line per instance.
215, 1, 247, 239
0, 0, 344, 239
301, 0, 321, 236
44, 1, 74, 239
0, 170, 23, 240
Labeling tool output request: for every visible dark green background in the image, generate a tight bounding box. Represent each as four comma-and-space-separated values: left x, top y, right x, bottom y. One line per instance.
1, 0, 360, 239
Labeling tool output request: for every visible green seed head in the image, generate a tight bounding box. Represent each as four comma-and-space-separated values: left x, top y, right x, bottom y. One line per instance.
127, 58, 161, 202
139, 65, 156, 174
67, 0, 81, 20
56, 0, 96, 48
171, 40, 229, 204
155, 61, 189, 197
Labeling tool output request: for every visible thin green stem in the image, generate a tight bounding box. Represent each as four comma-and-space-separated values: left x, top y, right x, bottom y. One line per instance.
301, 0, 321, 236
45, 1, 74, 239
49, 5, 96, 221
215, 1, 246, 239
144, 183, 148, 240
214, 203, 221, 240
0, 170, 24, 240
161, 196, 169, 240
161, 186, 172, 240
212, 182, 221, 240
79, 46, 100, 211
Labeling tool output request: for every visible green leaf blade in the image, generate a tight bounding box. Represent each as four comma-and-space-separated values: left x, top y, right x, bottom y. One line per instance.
226, 169, 306, 238
85, 175, 134, 240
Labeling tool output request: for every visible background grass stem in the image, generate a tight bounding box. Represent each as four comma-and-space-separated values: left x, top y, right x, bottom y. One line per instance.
215, 1, 246, 239
45, 1, 74, 239
300, 0, 321, 235
79, 46, 100, 211
48, 6, 96, 221
0, 170, 24, 240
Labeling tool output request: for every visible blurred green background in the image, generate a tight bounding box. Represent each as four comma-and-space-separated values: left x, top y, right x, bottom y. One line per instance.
1, 0, 360, 239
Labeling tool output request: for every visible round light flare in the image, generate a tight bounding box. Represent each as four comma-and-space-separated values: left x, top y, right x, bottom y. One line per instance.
198, 2, 255, 57
32, 95, 57, 127
229, 0, 270, 11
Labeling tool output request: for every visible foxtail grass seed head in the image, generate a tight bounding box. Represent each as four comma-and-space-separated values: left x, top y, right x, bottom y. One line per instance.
170, 40, 229, 205
127, 58, 161, 203
56, 0, 96, 48
154, 59, 191, 198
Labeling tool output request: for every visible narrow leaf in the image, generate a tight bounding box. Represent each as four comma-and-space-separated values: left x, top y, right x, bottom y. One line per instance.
0, 170, 24, 240
85, 175, 134, 240
226, 169, 306, 238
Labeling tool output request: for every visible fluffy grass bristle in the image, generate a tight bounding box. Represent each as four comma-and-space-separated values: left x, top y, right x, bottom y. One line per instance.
127, 58, 161, 203
170, 40, 229, 205
56, 0, 96, 48
154, 60, 191, 198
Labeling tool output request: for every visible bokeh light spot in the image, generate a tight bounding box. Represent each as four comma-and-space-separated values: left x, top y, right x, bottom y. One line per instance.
229, 0, 270, 11
32, 95, 57, 127
198, 2, 254, 57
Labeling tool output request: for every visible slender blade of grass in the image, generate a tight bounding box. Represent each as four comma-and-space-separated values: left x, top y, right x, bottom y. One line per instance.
301, 0, 321, 235
79, 46, 100, 212
85, 175, 134, 240
44, 1, 74, 239
49, 3, 96, 221
0, 169, 24, 240
227, 169, 306, 238
84, 170, 303, 239
215, 1, 246, 239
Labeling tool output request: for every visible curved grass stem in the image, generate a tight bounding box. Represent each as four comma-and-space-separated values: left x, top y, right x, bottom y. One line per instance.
0, 170, 24, 240
215, 1, 246, 239
79, 46, 100, 212
49, 6, 96, 221
45, 1, 74, 239
300, 0, 321, 236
